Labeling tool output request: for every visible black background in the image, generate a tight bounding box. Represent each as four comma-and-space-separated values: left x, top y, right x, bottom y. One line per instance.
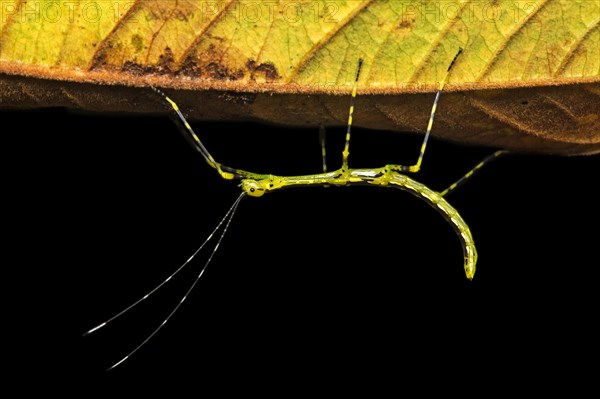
3, 97, 598, 388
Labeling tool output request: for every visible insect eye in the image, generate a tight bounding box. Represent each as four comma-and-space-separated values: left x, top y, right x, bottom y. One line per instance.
242, 181, 265, 197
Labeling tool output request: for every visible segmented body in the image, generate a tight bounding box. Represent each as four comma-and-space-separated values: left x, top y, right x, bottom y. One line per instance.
240, 166, 476, 279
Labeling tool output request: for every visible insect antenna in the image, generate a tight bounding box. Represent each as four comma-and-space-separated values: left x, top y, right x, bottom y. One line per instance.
84, 192, 245, 370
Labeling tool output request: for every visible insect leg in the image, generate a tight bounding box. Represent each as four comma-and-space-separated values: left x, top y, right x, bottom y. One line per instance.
440, 150, 509, 197
341, 59, 364, 170
319, 125, 328, 172
151, 87, 258, 181
389, 48, 463, 174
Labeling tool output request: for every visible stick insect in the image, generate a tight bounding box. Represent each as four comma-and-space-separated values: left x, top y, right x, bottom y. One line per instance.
84, 48, 506, 370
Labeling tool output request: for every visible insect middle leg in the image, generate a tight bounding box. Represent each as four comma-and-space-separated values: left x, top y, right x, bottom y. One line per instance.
386, 48, 463, 174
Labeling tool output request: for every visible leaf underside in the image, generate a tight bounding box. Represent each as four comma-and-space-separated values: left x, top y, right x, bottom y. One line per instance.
1, 0, 599, 155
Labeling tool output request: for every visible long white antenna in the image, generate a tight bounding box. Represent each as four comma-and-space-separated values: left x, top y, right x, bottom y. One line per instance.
106, 192, 244, 370
83, 192, 244, 369
83, 193, 245, 336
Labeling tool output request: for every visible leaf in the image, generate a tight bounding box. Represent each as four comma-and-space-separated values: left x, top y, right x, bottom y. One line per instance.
1, 0, 599, 155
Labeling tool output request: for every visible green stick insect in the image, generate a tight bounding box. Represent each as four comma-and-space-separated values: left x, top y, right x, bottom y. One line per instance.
85, 48, 506, 370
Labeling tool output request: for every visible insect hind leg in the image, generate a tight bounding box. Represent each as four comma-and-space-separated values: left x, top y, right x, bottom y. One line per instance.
440, 150, 509, 197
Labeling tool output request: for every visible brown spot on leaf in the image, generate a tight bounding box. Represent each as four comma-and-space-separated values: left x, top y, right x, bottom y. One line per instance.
206, 63, 229, 80
89, 51, 107, 70
131, 34, 144, 53
178, 43, 247, 80
157, 47, 174, 74
398, 19, 414, 29
177, 57, 202, 77
231, 68, 245, 81
247, 60, 280, 81
258, 63, 279, 80
122, 61, 151, 76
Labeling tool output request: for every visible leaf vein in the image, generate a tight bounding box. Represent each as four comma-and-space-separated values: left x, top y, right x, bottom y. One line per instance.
555, 16, 600, 77
251, 3, 278, 80
477, 0, 551, 81
408, 0, 471, 83
88, 0, 144, 70
175, 0, 238, 70
0, 0, 26, 49
289, 0, 375, 82
145, 0, 180, 65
